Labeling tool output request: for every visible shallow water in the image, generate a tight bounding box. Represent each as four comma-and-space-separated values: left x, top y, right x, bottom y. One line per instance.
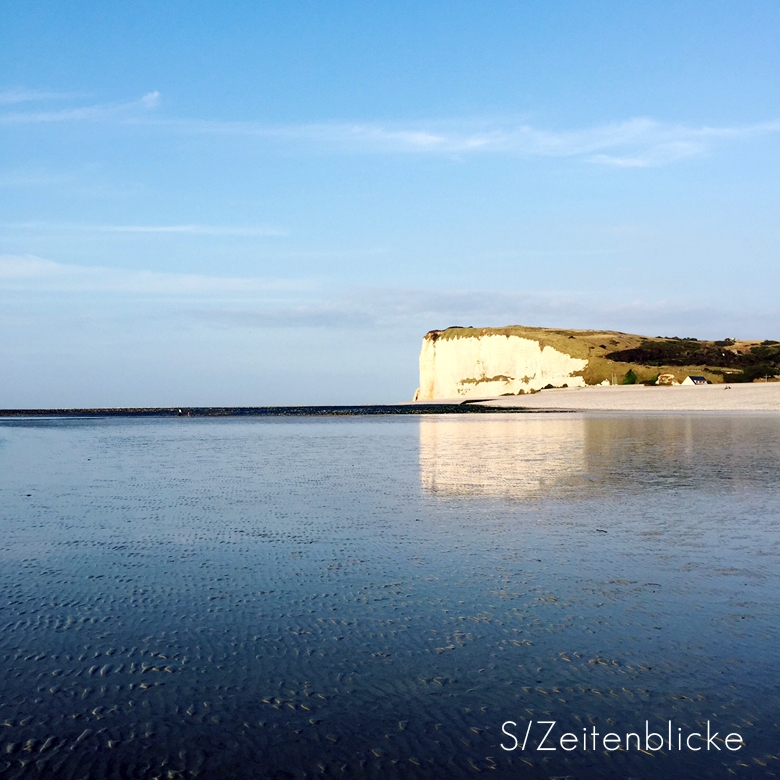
0, 413, 778, 779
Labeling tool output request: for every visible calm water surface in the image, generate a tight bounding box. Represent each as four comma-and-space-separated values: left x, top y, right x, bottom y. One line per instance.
0, 413, 778, 779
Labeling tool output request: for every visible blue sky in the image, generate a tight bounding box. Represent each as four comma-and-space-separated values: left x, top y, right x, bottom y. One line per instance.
2, 1, 779, 406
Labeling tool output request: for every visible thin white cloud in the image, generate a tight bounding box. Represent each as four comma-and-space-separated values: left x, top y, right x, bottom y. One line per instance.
156, 115, 780, 165
0, 88, 85, 105
140, 91, 161, 108
0, 92, 161, 124
195, 307, 373, 329
185, 283, 780, 338
2, 255, 776, 337
0, 170, 71, 187
1, 89, 777, 166
0, 254, 307, 295
4, 221, 286, 237
329, 285, 780, 338
271, 247, 389, 260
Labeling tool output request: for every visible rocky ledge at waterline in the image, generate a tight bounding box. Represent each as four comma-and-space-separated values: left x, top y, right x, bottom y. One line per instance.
414, 326, 780, 401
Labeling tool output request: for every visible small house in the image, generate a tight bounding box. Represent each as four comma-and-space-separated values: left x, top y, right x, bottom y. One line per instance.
657, 373, 678, 386
682, 375, 708, 386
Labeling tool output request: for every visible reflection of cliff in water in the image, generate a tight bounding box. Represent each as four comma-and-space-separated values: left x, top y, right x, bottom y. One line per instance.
420, 413, 780, 499
419, 414, 586, 498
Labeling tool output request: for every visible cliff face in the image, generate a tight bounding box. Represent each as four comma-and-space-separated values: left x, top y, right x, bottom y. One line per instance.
416, 329, 588, 400
414, 326, 779, 399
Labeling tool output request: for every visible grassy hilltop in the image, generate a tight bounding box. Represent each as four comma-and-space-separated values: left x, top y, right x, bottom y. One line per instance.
424, 326, 780, 385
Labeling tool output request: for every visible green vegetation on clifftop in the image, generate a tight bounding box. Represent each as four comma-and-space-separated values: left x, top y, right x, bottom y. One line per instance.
424, 326, 780, 386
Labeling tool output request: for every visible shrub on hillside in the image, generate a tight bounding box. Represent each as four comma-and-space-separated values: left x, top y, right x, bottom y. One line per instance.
731, 363, 776, 383
622, 369, 638, 385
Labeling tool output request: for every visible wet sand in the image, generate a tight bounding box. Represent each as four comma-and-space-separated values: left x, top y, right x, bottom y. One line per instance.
472, 382, 780, 412
1, 415, 779, 779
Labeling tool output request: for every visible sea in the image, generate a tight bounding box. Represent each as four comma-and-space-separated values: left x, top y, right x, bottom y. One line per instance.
0, 412, 778, 779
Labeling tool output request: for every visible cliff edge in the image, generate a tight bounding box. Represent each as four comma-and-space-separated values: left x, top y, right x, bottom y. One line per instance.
414, 326, 780, 400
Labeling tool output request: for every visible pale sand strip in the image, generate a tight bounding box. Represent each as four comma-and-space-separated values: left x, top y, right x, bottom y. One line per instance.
464, 383, 780, 412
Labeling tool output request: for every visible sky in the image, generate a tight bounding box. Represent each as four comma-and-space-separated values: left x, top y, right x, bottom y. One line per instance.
1, 1, 779, 407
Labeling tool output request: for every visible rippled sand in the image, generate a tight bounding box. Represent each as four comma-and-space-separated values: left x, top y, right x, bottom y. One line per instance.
0, 414, 778, 779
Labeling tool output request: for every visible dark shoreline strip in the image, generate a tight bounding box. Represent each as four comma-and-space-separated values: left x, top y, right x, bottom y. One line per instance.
0, 404, 557, 418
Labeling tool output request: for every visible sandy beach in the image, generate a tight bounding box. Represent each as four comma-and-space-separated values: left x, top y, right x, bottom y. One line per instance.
465, 383, 780, 412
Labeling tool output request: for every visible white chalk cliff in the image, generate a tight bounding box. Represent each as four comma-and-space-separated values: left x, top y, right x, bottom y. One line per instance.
415, 329, 588, 400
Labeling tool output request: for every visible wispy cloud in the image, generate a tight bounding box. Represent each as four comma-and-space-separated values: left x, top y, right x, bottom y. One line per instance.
156, 115, 780, 166
187, 284, 778, 338
2, 254, 775, 337
0, 91, 160, 124
0, 88, 85, 105
0, 170, 71, 187
1, 88, 777, 166
0, 254, 305, 295
4, 221, 286, 237
324, 285, 780, 338
194, 307, 374, 329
